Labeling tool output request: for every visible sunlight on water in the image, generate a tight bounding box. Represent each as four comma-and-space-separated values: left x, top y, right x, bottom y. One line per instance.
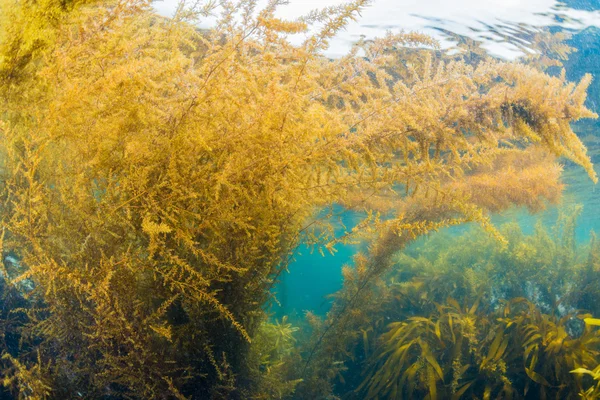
154, 0, 600, 58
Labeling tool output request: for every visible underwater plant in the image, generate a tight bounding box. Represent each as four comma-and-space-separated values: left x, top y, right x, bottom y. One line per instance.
296, 209, 600, 400
246, 316, 303, 399
357, 296, 600, 400
1, 353, 52, 400
358, 297, 516, 400
0, 0, 597, 398
501, 299, 600, 398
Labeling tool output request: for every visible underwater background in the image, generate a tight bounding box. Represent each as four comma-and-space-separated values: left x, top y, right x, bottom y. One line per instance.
2, 0, 600, 398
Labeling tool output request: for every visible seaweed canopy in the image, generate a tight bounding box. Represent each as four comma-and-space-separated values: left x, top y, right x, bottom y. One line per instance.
0, 0, 597, 398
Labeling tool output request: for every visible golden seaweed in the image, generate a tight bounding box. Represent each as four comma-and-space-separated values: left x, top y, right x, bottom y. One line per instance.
0, 0, 596, 398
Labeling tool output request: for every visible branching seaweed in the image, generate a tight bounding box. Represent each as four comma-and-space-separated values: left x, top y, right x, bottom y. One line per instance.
0, 0, 596, 398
